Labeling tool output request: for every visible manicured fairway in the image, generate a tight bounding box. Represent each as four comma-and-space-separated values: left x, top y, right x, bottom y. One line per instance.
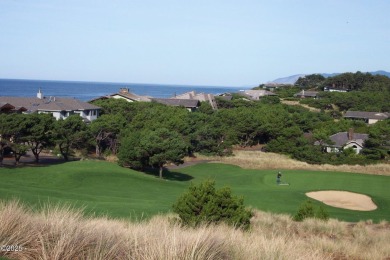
0, 161, 389, 222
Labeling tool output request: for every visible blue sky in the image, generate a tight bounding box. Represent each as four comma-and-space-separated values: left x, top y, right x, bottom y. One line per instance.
0, 0, 389, 86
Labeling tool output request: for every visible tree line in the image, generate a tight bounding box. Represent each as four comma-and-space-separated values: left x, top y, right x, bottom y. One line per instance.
271, 72, 390, 113
0, 113, 88, 165
295, 71, 390, 92
1, 96, 388, 170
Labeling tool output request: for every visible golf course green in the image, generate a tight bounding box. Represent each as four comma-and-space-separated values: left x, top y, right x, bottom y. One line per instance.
0, 161, 389, 222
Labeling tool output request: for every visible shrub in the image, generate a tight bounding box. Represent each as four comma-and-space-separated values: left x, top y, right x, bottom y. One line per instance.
293, 200, 329, 222
172, 180, 253, 229
316, 205, 330, 221
293, 200, 315, 221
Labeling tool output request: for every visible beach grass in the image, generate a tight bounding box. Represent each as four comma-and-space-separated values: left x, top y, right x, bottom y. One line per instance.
1, 200, 389, 260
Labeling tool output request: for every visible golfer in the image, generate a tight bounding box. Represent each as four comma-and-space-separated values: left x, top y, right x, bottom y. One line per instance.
276, 171, 282, 184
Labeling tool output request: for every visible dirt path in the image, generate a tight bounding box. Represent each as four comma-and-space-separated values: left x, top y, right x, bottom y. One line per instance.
281, 100, 321, 112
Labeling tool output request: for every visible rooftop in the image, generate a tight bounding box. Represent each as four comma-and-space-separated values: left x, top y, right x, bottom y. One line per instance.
315, 131, 369, 148
344, 111, 390, 120
0, 96, 100, 112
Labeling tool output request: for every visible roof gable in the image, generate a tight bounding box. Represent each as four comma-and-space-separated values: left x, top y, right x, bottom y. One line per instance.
0, 102, 15, 109
110, 93, 151, 102
328, 132, 369, 147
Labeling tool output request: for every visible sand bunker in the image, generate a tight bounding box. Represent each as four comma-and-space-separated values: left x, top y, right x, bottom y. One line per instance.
306, 190, 377, 211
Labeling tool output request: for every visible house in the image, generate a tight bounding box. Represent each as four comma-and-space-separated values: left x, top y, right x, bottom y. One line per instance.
323, 86, 349, 92
152, 98, 200, 112
217, 94, 233, 101
0, 89, 100, 122
344, 111, 389, 125
314, 129, 369, 154
172, 91, 218, 110
263, 83, 289, 91
0, 102, 27, 114
294, 90, 319, 98
110, 88, 152, 102
88, 88, 152, 103
239, 90, 277, 100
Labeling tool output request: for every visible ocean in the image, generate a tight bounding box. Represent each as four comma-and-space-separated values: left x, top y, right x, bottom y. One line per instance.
0, 79, 248, 101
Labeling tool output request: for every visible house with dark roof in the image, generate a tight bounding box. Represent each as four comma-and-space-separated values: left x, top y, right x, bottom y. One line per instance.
0, 102, 27, 114
217, 94, 233, 101
0, 89, 100, 122
344, 111, 389, 125
152, 98, 200, 112
239, 90, 277, 100
294, 90, 319, 98
314, 129, 369, 154
172, 91, 217, 110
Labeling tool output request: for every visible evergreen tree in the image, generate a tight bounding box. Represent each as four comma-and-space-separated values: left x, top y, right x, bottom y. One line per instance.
172, 180, 253, 229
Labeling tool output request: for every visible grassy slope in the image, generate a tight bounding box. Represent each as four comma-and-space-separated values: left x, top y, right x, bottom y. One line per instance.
0, 161, 389, 222
182, 163, 390, 222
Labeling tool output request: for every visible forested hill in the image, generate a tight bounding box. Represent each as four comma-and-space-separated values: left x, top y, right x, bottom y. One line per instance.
295, 71, 390, 92
270, 70, 390, 85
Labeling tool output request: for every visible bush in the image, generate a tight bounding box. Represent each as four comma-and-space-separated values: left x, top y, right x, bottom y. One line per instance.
293, 200, 329, 221
316, 205, 330, 221
172, 180, 253, 229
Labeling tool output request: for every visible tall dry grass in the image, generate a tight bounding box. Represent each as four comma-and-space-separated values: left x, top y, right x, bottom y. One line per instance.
280, 100, 321, 113
1, 200, 389, 260
195, 150, 390, 176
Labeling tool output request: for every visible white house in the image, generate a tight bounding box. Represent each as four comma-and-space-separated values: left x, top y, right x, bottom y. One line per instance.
0, 89, 101, 122
323, 87, 349, 92
110, 88, 152, 102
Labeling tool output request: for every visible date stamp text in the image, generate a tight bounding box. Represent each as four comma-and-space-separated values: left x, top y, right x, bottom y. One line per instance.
1, 245, 24, 252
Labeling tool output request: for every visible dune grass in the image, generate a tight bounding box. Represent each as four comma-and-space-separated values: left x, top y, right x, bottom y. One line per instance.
1, 200, 389, 260
0, 160, 389, 222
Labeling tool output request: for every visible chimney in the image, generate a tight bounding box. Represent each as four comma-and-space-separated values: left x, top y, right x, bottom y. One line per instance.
37, 88, 43, 99
348, 128, 354, 141
120, 88, 129, 94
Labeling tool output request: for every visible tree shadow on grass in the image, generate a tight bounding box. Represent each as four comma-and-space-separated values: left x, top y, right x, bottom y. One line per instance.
0, 157, 79, 169
142, 167, 193, 181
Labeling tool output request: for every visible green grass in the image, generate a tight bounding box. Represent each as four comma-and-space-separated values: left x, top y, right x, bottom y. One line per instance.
0, 161, 389, 222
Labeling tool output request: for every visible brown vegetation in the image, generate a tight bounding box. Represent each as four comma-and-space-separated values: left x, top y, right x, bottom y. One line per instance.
281, 99, 321, 112
195, 150, 390, 176
1, 200, 389, 260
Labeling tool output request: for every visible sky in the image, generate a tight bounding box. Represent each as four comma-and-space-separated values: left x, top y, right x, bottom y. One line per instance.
0, 0, 389, 87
